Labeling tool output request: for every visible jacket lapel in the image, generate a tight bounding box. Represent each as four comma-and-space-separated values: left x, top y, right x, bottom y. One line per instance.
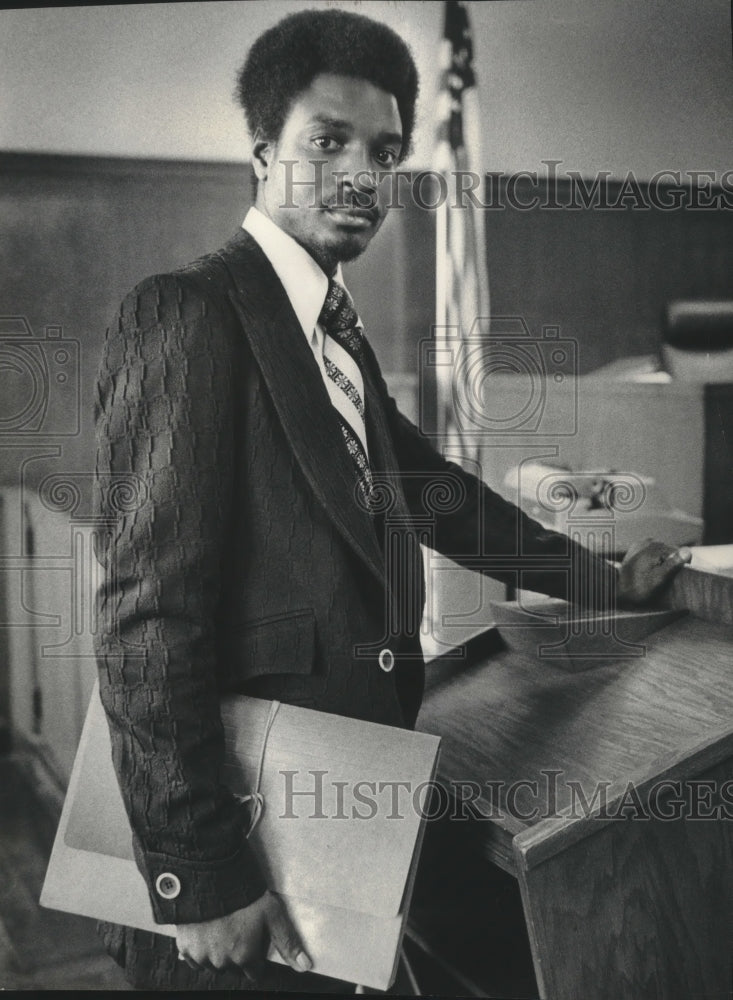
219, 231, 386, 589
361, 353, 426, 627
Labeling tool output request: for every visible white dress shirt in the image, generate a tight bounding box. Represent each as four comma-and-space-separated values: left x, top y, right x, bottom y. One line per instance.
242, 207, 370, 461
242, 206, 351, 384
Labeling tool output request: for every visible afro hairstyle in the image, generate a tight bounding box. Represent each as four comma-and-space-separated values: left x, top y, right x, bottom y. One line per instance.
235, 8, 419, 161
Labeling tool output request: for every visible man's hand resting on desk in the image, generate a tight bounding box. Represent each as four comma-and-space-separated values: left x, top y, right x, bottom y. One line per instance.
176, 889, 312, 981
617, 538, 692, 606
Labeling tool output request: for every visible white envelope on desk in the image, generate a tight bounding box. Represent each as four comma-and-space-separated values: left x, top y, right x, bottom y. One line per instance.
40, 683, 441, 990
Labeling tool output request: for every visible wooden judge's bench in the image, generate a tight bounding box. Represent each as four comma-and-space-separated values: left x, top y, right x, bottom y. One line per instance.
411, 564, 733, 999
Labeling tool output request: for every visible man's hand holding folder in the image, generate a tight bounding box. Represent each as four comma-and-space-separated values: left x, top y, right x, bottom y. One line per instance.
176, 889, 312, 979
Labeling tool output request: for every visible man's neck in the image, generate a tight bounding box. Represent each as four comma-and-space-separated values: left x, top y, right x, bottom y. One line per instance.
253, 195, 337, 278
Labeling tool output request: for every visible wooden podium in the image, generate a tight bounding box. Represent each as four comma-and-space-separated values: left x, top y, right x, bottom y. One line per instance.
417, 595, 733, 998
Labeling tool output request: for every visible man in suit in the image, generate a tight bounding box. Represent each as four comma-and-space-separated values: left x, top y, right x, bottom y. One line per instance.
93, 8, 689, 992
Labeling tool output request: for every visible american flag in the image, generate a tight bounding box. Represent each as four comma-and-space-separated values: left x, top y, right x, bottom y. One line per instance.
434, 0, 490, 459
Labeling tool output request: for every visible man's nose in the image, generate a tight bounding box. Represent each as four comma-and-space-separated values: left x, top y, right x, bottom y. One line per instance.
338, 146, 378, 191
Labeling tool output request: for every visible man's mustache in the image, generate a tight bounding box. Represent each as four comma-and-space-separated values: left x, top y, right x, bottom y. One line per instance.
323, 187, 380, 218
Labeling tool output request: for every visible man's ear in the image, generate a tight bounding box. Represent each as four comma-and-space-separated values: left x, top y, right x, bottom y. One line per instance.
251, 129, 273, 182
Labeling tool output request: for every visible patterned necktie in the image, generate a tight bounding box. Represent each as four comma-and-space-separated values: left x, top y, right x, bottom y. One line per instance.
318, 279, 374, 508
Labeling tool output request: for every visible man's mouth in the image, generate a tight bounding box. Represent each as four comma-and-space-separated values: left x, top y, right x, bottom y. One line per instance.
324, 204, 379, 227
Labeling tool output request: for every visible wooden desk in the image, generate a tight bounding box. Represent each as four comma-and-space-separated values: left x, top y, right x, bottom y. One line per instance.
417, 615, 733, 999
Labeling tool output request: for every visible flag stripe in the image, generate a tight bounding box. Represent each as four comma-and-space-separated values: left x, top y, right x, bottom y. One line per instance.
434, 0, 491, 454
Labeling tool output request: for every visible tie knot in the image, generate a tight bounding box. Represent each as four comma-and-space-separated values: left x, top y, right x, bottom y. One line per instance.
319, 279, 359, 335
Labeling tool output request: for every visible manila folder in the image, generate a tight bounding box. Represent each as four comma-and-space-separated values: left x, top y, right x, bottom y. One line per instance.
40, 682, 441, 990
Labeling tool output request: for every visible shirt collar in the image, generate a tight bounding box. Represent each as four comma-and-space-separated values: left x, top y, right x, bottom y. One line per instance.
242, 207, 347, 342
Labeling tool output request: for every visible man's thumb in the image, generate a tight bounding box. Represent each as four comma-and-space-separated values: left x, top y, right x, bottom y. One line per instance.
267, 896, 312, 973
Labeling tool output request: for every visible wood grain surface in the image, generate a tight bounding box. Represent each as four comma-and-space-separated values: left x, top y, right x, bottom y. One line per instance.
490, 599, 685, 672
513, 756, 733, 1000
656, 564, 733, 625
513, 724, 733, 872
418, 615, 733, 869
419, 615, 733, 998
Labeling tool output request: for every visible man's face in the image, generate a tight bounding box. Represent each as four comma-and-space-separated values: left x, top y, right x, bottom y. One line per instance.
253, 73, 403, 274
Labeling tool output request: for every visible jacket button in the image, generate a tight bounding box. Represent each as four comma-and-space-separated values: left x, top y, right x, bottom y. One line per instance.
378, 648, 395, 672
155, 872, 181, 900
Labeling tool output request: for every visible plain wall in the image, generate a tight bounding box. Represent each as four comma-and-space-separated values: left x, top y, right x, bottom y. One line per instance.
2, 0, 732, 178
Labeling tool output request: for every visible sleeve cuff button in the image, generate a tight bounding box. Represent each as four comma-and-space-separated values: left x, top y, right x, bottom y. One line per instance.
378, 648, 395, 672
155, 872, 181, 899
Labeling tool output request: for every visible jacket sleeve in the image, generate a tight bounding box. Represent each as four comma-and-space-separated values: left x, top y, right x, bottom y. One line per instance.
93, 273, 267, 925
364, 347, 617, 605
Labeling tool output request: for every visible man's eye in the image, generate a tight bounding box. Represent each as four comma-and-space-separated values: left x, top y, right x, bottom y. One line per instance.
375, 149, 398, 167
312, 136, 340, 151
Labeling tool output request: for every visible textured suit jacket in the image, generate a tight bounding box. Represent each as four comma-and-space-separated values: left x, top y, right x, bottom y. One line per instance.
93, 229, 614, 936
